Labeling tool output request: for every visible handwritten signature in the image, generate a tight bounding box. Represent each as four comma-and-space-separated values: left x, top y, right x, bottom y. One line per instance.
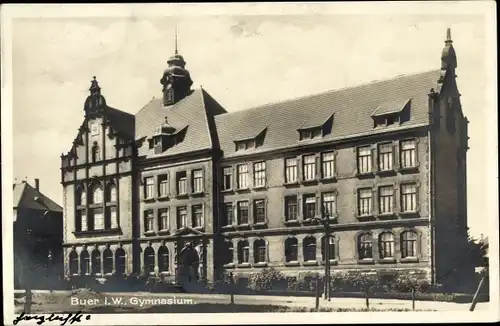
13, 311, 91, 325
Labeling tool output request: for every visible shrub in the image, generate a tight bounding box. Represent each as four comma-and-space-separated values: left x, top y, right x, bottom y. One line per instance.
248, 267, 285, 292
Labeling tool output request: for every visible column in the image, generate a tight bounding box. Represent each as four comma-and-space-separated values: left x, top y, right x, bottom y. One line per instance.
297, 235, 304, 263
248, 237, 255, 264
232, 239, 238, 265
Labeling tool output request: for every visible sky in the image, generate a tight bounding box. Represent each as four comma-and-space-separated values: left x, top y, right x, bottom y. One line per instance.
8, 6, 496, 239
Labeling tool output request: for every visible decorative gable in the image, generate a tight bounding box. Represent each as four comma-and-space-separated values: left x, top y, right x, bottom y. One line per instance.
371, 98, 411, 128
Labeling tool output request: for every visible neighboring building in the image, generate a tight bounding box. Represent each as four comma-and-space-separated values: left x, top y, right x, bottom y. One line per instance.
61, 28, 469, 287
13, 179, 63, 288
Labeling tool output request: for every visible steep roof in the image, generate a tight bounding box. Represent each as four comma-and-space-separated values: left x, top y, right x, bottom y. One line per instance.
13, 182, 63, 213
135, 88, 226, 158
106, 106, 135, 140
215, 69, 441, 157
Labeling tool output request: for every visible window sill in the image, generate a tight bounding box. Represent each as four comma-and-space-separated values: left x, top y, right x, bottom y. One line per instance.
220, 189, 234, 193
157, 196, 170, 201
356, 214, 376, 221
321, 176, 337, 183
283, 181, 299, 187
378, 213, 397, 220
376, 169, 396, 176
378, 258, 396, 264
235, 187, 250, 192
254, 262, 268, 267
358, 259, 375, 265
73, 228, 121, 236
143, 197, 155, 203
160, 271, 171, 276
237, 263, 251, 269
194, 226, 205, 232
144, 231, 156, 236
223, 263, 236, 269
158, 229, 170, 235
176, 193, 189, 199
76, 205, 86, 210
220, 225, 236, 230
191, 191, 205, 197
399, 166, 419, 174
252, 222, 268, 228
252, 185, 267, 191
303, 261, 319, 266
236, 224, 251, 229
356, 172, 374, 179
320, 259, 338, 266
301, 179, 318, 185
284, 261, 300, 267
400, 257, 419, 263
284, 220, 300, 226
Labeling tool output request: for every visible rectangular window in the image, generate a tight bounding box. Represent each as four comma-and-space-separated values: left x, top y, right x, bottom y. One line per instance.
285, 158, 298, 183
158, 208, 169, 230
322, 152, 335, 179
401, 184, 417, 212
322, 192, 336, 218
236, 142, 246, 151
304, 195, 316, 220
223, 203, 233, 226
177, 206, 187, 228
401, 140, 417, 168
222, 167, 233, 191
379, 186, 394, 214
177, 171, 187, 195
285, 196, 298, 221
358, 188, 372, 216
256, 246, 266, 264
237, 164, 248, 189
144, 210, 154, 232
254, 199, 266, 223
357, 146, 372, 174
378, 143, 393, 171
303, 155, 316, 181
144, 177, 154, 199
110, 206, 118, 229
253, 162, 266, 187
158, 174, 169, 197
93, 208, 104, 230
80, 210, 87, 232
192, 169, 204, 193
237, 201, 249, 225
192, 204, 203, 227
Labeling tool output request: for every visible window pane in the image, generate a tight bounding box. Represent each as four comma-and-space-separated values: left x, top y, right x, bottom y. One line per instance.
358, 189, 372, 216
285, 158, 297, 183
237, 164, 248, 189
303, 155, 316, 180
253, 162, 266, 187
322, 152, 335, 178
358, 146, 372, 174
378, 143, 393, 171
285, 196, 298, 221
401, 184, 417, 212
401, 140, 417, 168
379, 186, 394, 214
322, 192, 336, 217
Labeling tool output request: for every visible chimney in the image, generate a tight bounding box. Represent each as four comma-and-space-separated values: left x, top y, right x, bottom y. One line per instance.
35, 178, 40, 191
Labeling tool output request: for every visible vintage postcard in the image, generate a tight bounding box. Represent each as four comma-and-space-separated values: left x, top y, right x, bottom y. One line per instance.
1, 2, 498, 325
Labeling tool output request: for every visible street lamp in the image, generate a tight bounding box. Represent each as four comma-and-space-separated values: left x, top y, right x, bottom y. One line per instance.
311, 212, 331, 301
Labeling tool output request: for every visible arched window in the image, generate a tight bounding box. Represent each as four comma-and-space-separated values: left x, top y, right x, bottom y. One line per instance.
321, 235, 336, 261
285, 237, 298, 262
103, 249, 113, 274
401, 231, 418, 258
91, 184, 103, 204
91, 250, 101, 274
115, 248, 126, 275
158, 246, 170, 272
91, 143, 100, 162
253, 239, 267, 263
69, 251, 78, 275
379, 232, 395, 259
107, 184, 117, 202
237, 240, 249, 264
303, 236, 316, 261
144, 247, 155, 273
358, 233, 373, 260
80, 249, 90, 275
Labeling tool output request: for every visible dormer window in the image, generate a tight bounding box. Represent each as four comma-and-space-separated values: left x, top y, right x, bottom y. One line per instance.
372, 98, 411, 128
147, 117, 187, 155
297, 114, 333, 141
234, 127, 267, 152
300, 128, 322, 141
235, 139, 255, 151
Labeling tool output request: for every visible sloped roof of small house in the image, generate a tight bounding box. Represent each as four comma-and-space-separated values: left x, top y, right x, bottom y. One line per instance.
13, 181, 63, 213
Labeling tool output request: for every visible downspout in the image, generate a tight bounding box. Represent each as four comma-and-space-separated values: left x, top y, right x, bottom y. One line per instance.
428, 90, 438, 284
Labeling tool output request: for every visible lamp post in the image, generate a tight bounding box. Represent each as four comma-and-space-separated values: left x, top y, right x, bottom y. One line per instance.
312, 212, 331, 301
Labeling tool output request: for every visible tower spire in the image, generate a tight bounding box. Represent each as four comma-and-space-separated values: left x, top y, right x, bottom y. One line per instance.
441, 27, 457, 70
445, 27, 453, 44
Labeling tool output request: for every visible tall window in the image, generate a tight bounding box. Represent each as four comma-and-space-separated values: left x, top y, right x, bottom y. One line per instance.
177, 206, 187, 228
358, 188, 372, 216
107, 184, 117, 202
357, 146, 372, 174
92, 208, 104, 230
237, 164, 248, 189
285, 196, 298, 221
103, 249, 113, 274
222, 167, 233, 191
158, 246, 170, 272
91, 185, 103, 204
144, 247, 155, 273
109, 206, 118, 229
223, 203, 233, 226
144, 210, 154, 232
158, 208, 169, 230
400, 140, 417, 168
303, 237, 316, 261
237, 201, 249, 225
80, 211, 87, 232
144, 177, 154, 199
69, 251, 78, 275
358, 233, 373, 260
115, 248, 126, 275
76, 187, 86, 206
401, 183, 417, 212
304, 195, 316, 220
285, 158, 298, 183
303, 155, 316, 181
253, 162, 266, 187
379, 186, 394, 214
322, 152, 335, 179
321, 236, 336, 261
91, 143, 100, 162
80, 250, 90, 275
253, 199, 266, 223
238, 241, 250, 264
379, 232, 395, 259
254, 239, 267, 263
322, 192, 336, 218
192, 170, 203, 193
378, 143, 393, 171
91, 250, 101, 274
192, 205, 203, 228
401, 231, 418, 258
224, 241, 234, 265
285, 237, 298, 262
158, 174, 169, 197
177, 172, 187, 195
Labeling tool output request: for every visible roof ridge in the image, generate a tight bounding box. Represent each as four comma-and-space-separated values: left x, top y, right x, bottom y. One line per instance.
199, 87, 214, 148
217, 68, 440, 117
